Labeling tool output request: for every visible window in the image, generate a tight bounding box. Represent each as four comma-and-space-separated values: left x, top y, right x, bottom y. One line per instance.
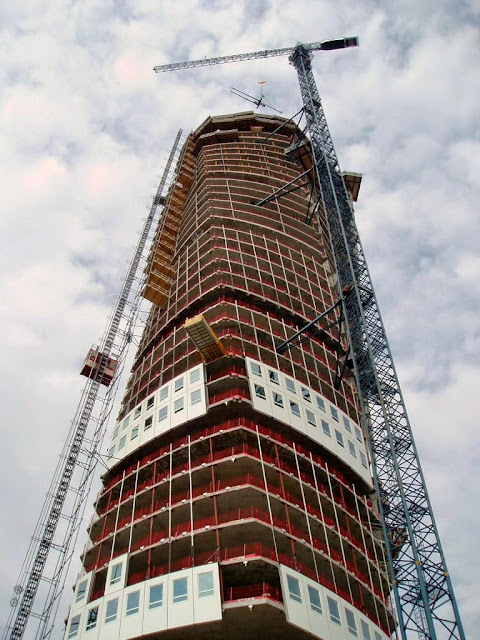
321, 420, 331, 437
118, 435, 126, 450
355, 426, 363, 442
286, 575, 302, 603
269, 370, 280, 384
123, 415, 130, 430
105, 598, 118, 623
67, 615, 80, 639
374, 632, 382, 640
360, 452, 368, 468
134, 406, 141, 420
149, 584, 163, 609
191, 389, 202, 405
159, 386, 168, 402
335, 429, 345, 447
345, 608, 358, 636
330, 406, 339, 421
251, 362, 262, 377
348, 440, 357, 458
190, 368, 201, 384
107, 446, 115, 459
254, 384, 266, 400
173, 577, 188, 603
131, 425, 139, 440
126, 591, 140, 616
112, 425, 119, 440
301, 387, 311, 402
361, 620, 372, 640
144, 416, 153, 430
273, 392, 283, 408
85, 607, 98, 631
159, 406, 168, 422
76, 579, 88, 602
306, 409, 316, 426
316, 396, 326, 411
110, 562, 122, 585
343, 416, 352, 432
174, 397, 184, 413
290, 401, 301, 418
174, 377, 184, 392
198, 571, 214, 597
285, 378, 296, 394
327, 597, 341, 625
308, 585, 322, 613
146, 396, 154, 410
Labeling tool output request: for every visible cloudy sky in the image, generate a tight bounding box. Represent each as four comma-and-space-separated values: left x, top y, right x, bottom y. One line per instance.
1, 0, 479, 637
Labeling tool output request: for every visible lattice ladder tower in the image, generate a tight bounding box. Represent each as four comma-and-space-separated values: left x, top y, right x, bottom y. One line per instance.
3, 129, 185, 640
153, 39, 465, 640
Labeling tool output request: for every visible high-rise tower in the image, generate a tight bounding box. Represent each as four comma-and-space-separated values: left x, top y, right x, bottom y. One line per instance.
64, 112, 396, 640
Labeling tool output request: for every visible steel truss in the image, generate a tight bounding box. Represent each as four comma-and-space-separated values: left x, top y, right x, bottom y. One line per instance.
289, 45, 465, 640
3, 130, 185, 640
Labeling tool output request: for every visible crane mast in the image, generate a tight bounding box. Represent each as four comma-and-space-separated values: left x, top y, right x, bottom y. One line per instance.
154, 40, 465, 640
4, 130, 185, 640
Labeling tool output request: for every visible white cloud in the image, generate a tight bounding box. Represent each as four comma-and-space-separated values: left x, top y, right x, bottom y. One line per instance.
0, 0, 478, 637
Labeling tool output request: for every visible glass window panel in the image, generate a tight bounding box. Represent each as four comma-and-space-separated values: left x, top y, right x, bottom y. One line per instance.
348, 440, 357, 457
174, 377, 184, 392
327, 597, 341, 625
149, 584, 163, 609
110, 563, 122, 585
76, 580, 88, 602
67, 615, 80, 639
322, 420, 331, 436
107, 446, 115, 459
123, 415, 130, 430
112, 425, 119, 439
146, 396, 154, 409
118, 435, 126, 450
343, 416, 352, 432
361, 620, 372, 640
290, 401, 301, 417
191, 389, 202, 405
308, 585, 322, 613
273, 392, 283, 407
85, 607, 98, 631
159, 406, 168, 422
345, 609, 358, 636
134, 406, 141, 419
251, 362, 262, 377
306, 409, 316, 426
285, 378, 296, 394
286, 575, 302, 603
355, 426, 363, 442
198, 571, 214, 597
159, 386, 168, 401
174, 397, 184, 413
335, 429, 345, 447
330, 406, 339, 421
190, 368, 201, 384
126, 591, 140, 616
316, 396, 326, 411
131, 425, 139, 440
105, 598, 118, 623
254, 384, 266, 400
269, 370, 280, 384
144, 416, 153, 430
360, 452, 368, 468
301, 387, 311, 402
374, 632, 382, 640
173, 577, 188, 603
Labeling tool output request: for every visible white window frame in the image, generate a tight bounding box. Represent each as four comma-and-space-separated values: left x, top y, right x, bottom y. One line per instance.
190, 368, 201, 384
174, 377, 184, 392
360, 451, 368, 468
190, 389, 202, 405
285, 378, 296, 394
335, 429, 345, 447
75, 579, 88, 602
273, 391, 283, 408
348, 440, 357, 458
146, 396, 155, 410
159, 406, 168, 422
123, 415, 130, 430
110, 562, 122, 585
306, 409, 316, 426
198, 571, 214, 598
301, 387, 311, 402
269, 370, 280, 384
254, 384, 266, 400
290, 401, 301, 418
131, 425, 139, 440
361, 620, 372, 640
307, 585, 322, 613
126, 591, 140, 616
345, 608, 358, 637
67, 614, 81, 639
251, 362, 262, 377
322, 420, 331, 437
118, 435, 127, 450
149, 583, 164, 609
327, 596, 341, 625
330, 406, 339, 421
134, 406, 141, 420
85, 606, 98, 631
159, 386, 168, 402
174, 397, 184, 413
316, 396, 326, 411
105, 598, 118, 623
343, 416, 352, 432
173, 577, 188, 603
144, 415, 153, 430
286, 574, 302, 603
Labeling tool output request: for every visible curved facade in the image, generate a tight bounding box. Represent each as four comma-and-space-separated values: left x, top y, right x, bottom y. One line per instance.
65, 113, 396, 640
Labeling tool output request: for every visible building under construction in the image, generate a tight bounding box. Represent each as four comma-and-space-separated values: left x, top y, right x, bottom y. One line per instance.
63, 112, 396, 640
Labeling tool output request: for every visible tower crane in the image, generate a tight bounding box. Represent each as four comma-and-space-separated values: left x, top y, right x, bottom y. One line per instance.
154, 40, 465, 640
3, 130, 185, 640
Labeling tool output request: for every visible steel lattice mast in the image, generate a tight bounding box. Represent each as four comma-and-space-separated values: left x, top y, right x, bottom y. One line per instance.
154, 40, 465, 639
4, 130, 184, 640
